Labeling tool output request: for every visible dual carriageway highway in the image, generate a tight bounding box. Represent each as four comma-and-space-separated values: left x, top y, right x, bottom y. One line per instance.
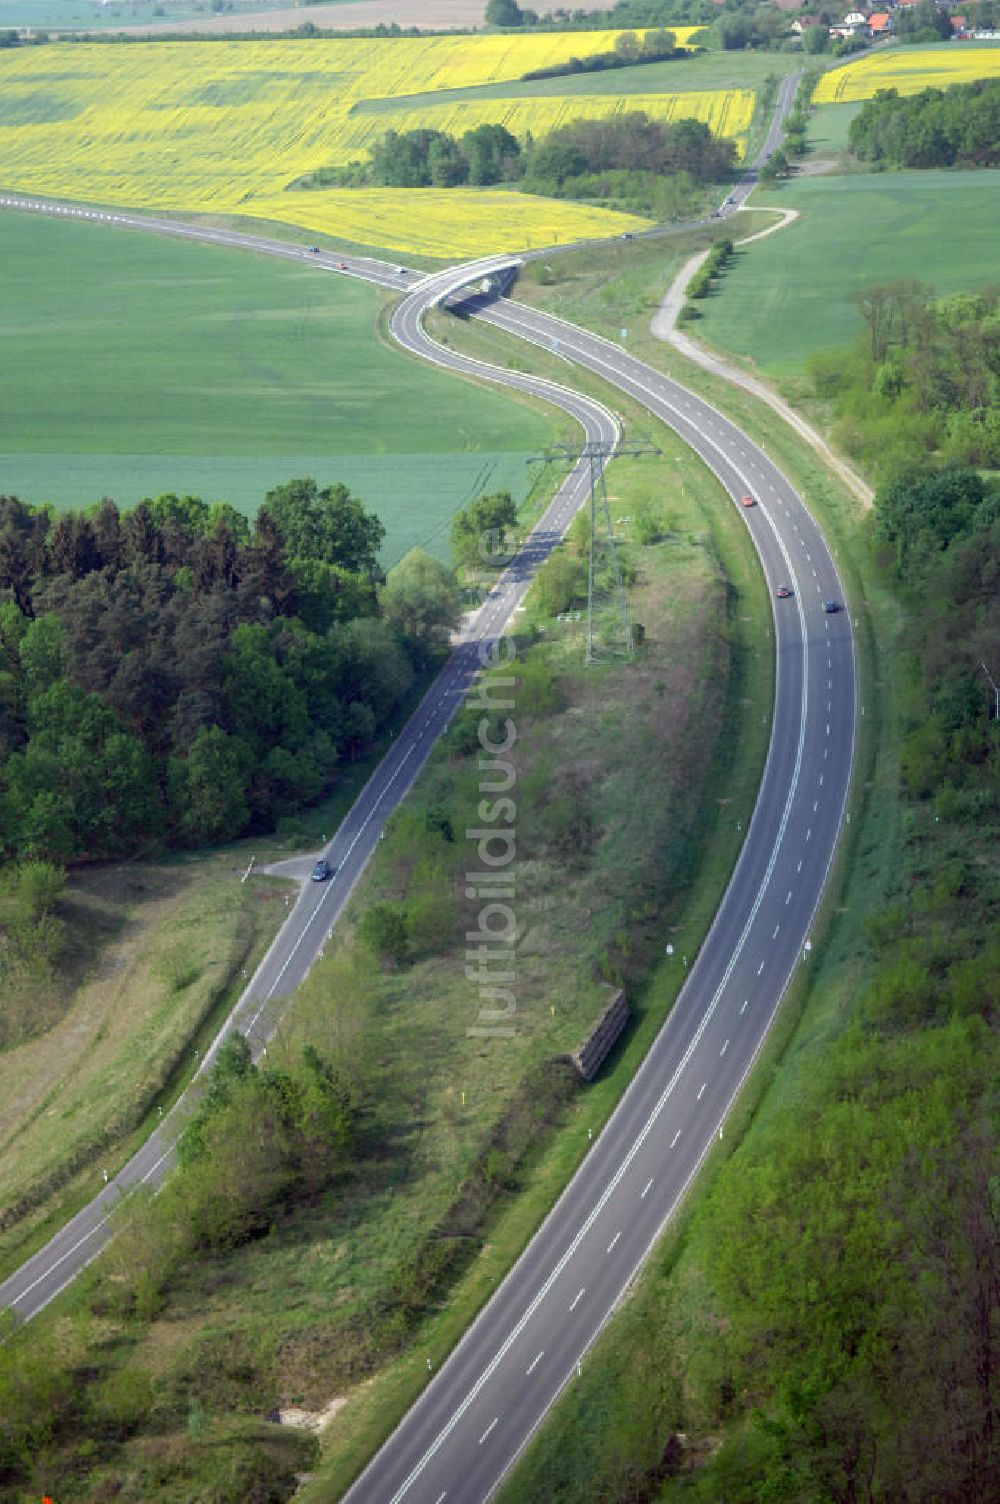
0, 94, 855, 1500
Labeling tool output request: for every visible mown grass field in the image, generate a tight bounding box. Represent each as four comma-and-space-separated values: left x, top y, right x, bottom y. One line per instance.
815, 38, 1000, 102
691, 172, 1000, 376
0, 861, 291, 1278
0, 210, 561, 559
0, 30, 750, 255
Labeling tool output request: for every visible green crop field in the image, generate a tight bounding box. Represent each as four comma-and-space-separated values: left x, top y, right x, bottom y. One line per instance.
694, 170, 1000, 376
0, 211, 559, 563
0, 0, 272, 28
807, 100, 862, 154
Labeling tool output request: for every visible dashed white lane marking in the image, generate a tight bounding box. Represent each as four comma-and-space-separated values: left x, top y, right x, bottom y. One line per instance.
525, 1351, 544, 1376
772, 924, 779, 939
434, 1492, 447, 1504
569, 1287, 586, 1311
640, 1178, 653, 1199
757, 960, 765, 975
785, 890, 793, 905
806, 827, 812, 841
719, 1036, 731, 1060
796, 859, 803, 872
826, 723, 831, 736
819, 774, 825, 787
606, 1232, 621, 1254
740, 998, 749, 1015
696, 1082, 707, 1101
813, 800, 819, 813
670, 1129, 682, 1148
478, 1418, 499, 1445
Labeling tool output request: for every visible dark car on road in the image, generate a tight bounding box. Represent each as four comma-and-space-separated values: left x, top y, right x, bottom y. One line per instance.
823, 599, 840, 613
311, 858, 334, 881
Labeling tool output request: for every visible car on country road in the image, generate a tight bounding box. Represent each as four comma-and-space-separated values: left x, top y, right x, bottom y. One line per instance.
306, 245, 320, 253
776, 584, 793, 598
823, 599, 840, 613
741, 494, 756, 507
338, 261, 348, 270
311, 858, 334, 881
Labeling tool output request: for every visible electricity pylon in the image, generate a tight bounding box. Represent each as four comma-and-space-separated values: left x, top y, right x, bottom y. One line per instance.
532, 437, 660, 664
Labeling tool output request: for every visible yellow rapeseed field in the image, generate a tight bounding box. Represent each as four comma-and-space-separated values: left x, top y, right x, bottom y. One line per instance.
342, 91, 754, 163
815, 44, 1000, 103
0, 32, 734, 255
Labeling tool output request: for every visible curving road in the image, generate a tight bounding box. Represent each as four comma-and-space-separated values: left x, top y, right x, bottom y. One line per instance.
336, 270, 854, 1504
0, 72, 857, 1500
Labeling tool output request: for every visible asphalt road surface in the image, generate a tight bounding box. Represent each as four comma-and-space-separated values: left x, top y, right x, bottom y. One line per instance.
0, 74, 857, 1501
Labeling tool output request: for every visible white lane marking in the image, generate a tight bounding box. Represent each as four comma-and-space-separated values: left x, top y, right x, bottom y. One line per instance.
757, 960, 764, 975
670, 1129, 682, 1148
525, 1352, 544, 1376
813, 800, 819, 813
640, 1178, 653, 1199
785, 890, 792, 905
824, 748, 829, 760
806, 827, 812, 841
796, 858, 803, 872
435, 1494, 447, 1504
479, 1418, 499, 1445
772, 924, 779, 939
720, 1039, 729, 1057
606, 1232, 621, 1254
569, 1287, 586, 1311
696, 1082, 706, 1101
826, 724, 831, 736
819, 774, 824, 787
740, 999, 749, 1015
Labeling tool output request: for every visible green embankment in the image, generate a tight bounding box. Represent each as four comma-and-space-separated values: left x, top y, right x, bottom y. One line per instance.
0, 211, 559, 563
